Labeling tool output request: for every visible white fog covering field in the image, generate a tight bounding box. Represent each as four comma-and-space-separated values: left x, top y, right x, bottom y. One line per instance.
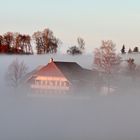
0, 54, 140, 140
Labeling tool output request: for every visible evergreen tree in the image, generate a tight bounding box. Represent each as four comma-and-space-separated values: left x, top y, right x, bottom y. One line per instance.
133, 47, 139, 53
128, 48, 132, 53
121, 45, 126, 54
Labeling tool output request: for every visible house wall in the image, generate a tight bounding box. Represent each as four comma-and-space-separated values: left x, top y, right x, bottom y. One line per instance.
31, 76, 70, 91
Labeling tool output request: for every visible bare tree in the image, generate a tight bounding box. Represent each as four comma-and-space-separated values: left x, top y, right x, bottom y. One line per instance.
127, 58, 136, 72
126, 58, 137, 82
5, 59, 28, 88
121, 44, 126, 54
67, 37, 85, 55
94, 40, 121, 93
32, 28, 59, 54
0, 32, 33, 54
77, 37, 85, 51
32, 31, 44, 54
3, 32, 14, 53
15, 34, 33, 54
25, 35, 33, 54
67, 46, 82, 55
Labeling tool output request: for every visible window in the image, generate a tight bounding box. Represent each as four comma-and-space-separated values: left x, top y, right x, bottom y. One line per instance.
36, 80, 41, 85
61, 82, 64, 87
57, 81, 60, 86
46, 81, 49, 86
52, 81, 55, 86
42, 81, 46, 85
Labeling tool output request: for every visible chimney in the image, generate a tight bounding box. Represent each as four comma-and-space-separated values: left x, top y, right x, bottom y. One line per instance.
49, 58, 54, 63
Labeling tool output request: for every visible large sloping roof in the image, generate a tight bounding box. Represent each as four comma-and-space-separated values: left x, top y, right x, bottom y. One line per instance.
23, 65, 44, 83
35, 62, 65, 77
54, 61, 88, 81
26, 60, 97, 83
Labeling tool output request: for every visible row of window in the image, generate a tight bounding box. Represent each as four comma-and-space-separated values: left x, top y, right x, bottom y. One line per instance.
35, 80, 69, 87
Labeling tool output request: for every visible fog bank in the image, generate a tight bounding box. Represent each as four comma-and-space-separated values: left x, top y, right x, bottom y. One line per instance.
0, 54, 140, 140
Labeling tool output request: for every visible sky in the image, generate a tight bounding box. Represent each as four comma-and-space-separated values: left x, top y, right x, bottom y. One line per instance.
0, 0, 140, 53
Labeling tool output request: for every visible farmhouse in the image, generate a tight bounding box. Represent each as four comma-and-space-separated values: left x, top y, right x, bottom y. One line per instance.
25, 58, 97, 93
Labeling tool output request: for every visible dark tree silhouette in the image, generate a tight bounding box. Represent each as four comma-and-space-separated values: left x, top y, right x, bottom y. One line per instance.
127, 58, 136, 72
33, 28, 59, 54
67, 37, 85, 55
43, 29, 59, 53
77, 37, 85, 50
32, 31, 43, 54
3, 32, 14, 53
121, 45, 126, 54
128, 48, 132, 53
126, 58, 137, 82
14, 34, 33, 54
0, 32, 33, 54
133, 46, 139, 53
67, 46, 82, 55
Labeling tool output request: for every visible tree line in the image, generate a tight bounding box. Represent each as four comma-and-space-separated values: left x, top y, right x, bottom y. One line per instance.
1, 27, 140, 56
121, 45, 139, 54
0, 28, 85, 55
0, 32, 33, 54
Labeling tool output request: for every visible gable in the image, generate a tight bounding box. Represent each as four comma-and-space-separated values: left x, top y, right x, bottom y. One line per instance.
25, 60, 97, 85
35, 62, 63, 77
